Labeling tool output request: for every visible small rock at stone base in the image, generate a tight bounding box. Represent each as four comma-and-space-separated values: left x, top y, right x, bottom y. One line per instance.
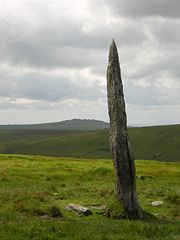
151, 201, 163, 207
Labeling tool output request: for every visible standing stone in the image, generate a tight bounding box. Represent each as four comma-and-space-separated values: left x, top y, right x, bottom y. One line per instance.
106, 39, 142, 218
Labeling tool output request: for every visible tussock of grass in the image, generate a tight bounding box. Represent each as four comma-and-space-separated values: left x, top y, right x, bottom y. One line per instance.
165, 193, 180, 204
48, 205, 63, 218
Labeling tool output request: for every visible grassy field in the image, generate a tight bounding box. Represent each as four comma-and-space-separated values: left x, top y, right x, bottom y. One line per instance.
0, 124, 179, 161
0, 154, 179, 239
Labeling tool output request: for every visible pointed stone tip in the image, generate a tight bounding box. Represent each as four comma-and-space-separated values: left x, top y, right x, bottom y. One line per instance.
108, 38, 119, 63
111, 38, 116, 48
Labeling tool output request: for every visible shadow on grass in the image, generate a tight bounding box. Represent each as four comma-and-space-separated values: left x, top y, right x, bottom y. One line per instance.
142, 210, 174, 224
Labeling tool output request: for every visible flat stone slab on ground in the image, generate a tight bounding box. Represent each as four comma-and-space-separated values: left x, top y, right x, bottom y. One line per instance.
66, 203, 92, 216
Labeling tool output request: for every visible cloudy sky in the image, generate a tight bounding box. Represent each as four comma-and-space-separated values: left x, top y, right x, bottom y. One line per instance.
0, 0, 180, 125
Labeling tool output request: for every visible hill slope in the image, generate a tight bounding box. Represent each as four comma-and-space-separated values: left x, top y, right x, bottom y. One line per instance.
0, 119, 109, 131
0, 124, 179, 161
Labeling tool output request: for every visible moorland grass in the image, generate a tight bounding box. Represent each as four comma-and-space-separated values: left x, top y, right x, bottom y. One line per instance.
0, 154, 179, 239
0, 124, 179, 161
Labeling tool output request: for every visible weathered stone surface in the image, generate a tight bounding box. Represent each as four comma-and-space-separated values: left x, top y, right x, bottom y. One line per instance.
90, 205, 106, 215
66, 203, 92, 216
151, 201, 163, 207
106, 39, 142, 219
90, 204, 106, 210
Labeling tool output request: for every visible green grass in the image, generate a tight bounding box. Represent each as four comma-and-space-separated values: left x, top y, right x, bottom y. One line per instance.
0, 129, 111, 159
0, 154, 179, 239
0, 124, 179, 161
129, 125, 180, 162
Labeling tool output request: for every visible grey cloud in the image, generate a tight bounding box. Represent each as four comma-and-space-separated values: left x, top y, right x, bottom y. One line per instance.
0, 71, 104, 103
0, 25, 144, 70
91, 0, 180, 18
150, 19, 180, 44
0, 1, 148, 70
126, 49, 180, 82
0, 18, 106, 68
123, 72, 180, 106
122, 49, 180, 106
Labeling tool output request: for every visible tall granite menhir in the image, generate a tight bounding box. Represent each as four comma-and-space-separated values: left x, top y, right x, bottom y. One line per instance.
106, 40, 142, 218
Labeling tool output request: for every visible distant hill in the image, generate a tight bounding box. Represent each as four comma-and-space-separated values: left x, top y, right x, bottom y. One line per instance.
0, 119, 109, 131
0, 124, 179, 161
